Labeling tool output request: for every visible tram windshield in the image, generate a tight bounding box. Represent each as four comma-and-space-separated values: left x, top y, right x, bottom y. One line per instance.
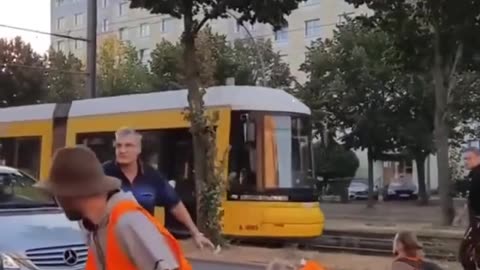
228, 112, 314, 192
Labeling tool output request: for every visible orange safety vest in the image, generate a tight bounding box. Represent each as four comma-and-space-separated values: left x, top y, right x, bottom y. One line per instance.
300, 260, 325, 270
85, 200, 192, 270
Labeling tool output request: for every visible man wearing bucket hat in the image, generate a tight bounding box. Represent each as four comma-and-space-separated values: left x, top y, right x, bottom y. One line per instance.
35, 146, 191, 270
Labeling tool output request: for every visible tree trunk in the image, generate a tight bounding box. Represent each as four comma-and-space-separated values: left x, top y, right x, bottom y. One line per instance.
367, 147, 375, 208
182, 12, 222, 244
432, 31, 455, 225
414, 153, 429, 205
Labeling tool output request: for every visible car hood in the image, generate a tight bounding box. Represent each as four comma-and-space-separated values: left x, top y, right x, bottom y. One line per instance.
348, 183, 377, 192
389, 182, 415, 190
0, 208, 84, 253
348, 184, 367, 191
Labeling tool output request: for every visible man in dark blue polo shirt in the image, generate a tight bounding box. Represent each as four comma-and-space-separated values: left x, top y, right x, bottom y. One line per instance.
103, 127, 214, 250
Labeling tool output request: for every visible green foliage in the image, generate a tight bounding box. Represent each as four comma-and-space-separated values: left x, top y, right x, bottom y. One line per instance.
344, 0, 480, 223
314, 142, 359, 180
232, 38, 293, 89
300, 18, 398, 157
98, 37, 151, 96
0, 37, 46, 107
149, 31, 293, 91
149, 40, 183, 91
45, 48, 84, 102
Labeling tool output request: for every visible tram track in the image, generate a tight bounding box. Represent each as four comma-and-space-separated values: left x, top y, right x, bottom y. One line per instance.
303, 234, 458, 261
231, 231, 460, 262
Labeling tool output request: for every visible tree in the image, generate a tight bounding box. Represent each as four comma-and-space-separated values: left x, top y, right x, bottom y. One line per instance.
150, 33, 294, 92
314, 142, 359, 181
301, 19, 398, 208
130, 0, 307, 245
345, 0, 480, 224
0, 37, 47, 107
150, 40, 184, 91
45, 48, 85, 102
150, 28, 237, 90
196, 27, 237, 87
232, 38, 293, 89
98, 37, 151, 96
393, 75, 435, 205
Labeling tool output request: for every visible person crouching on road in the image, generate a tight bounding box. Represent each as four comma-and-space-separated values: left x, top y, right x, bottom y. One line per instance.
392, 231, 442, 270
35, 146, 192, 270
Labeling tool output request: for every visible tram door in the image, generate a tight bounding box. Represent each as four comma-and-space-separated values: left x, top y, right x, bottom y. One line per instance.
144, 129, 196, 237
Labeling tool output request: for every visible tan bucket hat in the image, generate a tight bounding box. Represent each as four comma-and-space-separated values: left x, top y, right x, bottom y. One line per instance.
34, 146, 121, 197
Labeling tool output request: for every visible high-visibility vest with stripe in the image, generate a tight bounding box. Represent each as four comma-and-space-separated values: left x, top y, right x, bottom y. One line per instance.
85, 200, 192, 270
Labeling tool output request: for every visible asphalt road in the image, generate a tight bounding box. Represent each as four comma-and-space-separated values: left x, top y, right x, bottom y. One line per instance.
191, 259, 264, 270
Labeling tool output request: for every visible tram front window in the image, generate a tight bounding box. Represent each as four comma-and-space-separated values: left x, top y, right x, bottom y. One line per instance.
228, 112, 314, 193
264, 115, 313, 189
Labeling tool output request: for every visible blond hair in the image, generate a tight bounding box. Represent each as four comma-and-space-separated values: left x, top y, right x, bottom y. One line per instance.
394, 231, 423, 257
115, 127, 142, 141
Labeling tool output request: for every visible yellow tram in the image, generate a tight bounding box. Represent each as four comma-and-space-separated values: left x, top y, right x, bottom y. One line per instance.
0, 86, 324, 238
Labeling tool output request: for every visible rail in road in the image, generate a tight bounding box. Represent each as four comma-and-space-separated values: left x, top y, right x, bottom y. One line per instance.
305, 233, 458, 261
191, 259, 265, 270
233, 230, 459, 262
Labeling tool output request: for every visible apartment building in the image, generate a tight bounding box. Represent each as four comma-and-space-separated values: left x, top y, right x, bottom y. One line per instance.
51, 0, 366, 82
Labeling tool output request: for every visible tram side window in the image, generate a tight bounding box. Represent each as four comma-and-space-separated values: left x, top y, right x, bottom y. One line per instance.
76, 129, 194, 184
76, 132, 115, 163
0, 137, 41, 178
141, 129, 193, 185
228, 112, 257, 192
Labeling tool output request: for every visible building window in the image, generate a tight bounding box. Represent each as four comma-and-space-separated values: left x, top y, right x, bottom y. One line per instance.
161, 18, 174, 33
102, 0, 109, 8
74, 40, 84, 50
234, 22, 241, 33
337, 12, 354, 25
55, 0, 65, 7
102, 19, 109, 33
139, 48, 152, 65
75, 13, 84, 27
119, 2, 129, 16
274, 27, 288, 43
119, 28, 128, 41
57, 40, 65, 51
305, 19, 321, 38
57, 17, 66, 30
140, 23, 150, 37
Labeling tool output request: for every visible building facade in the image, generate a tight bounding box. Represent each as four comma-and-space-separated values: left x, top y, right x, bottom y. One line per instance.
51, 0, 366, 82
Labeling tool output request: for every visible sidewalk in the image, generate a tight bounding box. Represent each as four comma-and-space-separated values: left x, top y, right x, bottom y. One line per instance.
182, 240, 461, 270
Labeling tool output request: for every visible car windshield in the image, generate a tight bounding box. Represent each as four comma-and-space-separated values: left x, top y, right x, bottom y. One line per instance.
0, 170, 56, 209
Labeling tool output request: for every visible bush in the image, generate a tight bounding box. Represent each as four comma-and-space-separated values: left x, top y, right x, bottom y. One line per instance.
314, 143, 359, 202
314, 142, 359, 181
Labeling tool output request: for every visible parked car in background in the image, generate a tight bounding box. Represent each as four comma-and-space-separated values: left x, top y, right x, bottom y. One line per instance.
385, 175, 418, 200
348, 178, 379, 200
0, 165, 87, 269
